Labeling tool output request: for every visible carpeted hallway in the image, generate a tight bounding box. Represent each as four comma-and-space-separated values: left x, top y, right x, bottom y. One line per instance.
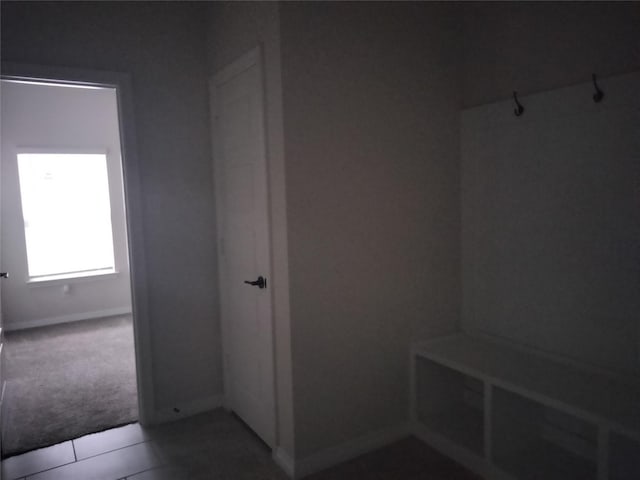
2, 315, 138, 458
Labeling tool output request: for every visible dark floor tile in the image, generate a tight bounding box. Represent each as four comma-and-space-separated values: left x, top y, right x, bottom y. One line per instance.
126, 466, 190, 480
73, 423, 147, 460
147, 410, 286, 480
305, 437, 480, 480
26, 442, 160, 480
2, 441, 75, 480
5, 409, 479, 480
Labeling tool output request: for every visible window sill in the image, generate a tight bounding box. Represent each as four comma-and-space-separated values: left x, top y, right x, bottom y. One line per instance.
27, 269, 119, 287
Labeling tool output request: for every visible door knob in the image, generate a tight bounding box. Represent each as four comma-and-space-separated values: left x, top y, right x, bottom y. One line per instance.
0, 272, 8, 279
244, 276, 266, 289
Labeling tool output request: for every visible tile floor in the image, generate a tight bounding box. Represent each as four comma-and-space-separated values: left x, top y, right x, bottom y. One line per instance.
2, 409, 479, 480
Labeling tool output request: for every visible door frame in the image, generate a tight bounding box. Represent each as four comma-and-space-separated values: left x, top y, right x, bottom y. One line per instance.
209, 46, 277, 446
0, 62, 155, 425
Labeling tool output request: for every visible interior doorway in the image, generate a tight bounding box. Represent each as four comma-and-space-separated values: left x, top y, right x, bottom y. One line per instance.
0, 68, 151, 457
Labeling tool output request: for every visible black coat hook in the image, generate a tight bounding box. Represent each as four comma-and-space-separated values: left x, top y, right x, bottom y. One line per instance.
513, 91, 524, 117
592, 73, 604, 103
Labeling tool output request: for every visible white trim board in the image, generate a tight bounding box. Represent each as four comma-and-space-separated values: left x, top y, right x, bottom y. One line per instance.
4, 307, 132, 331
277, 423, 411, 479
273, 448, 295, 479
152, 394, 224, 424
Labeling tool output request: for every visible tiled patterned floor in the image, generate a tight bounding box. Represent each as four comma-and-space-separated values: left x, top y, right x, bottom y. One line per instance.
2, 409, 479, 480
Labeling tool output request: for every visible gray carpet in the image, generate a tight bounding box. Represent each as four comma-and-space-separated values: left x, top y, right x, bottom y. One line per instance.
2, 316, 138, 458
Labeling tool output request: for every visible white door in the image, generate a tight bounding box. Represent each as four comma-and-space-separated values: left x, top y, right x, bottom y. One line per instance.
210, 48, 275, 447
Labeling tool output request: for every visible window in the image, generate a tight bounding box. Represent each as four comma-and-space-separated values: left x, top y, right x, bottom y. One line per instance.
17, 152, 116, 280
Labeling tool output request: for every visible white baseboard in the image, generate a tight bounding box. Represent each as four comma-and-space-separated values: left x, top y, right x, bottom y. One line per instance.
153, 394, 224, 424
289, 423, 411, 479
4, 307, 133, 331
273, 447, 296, 478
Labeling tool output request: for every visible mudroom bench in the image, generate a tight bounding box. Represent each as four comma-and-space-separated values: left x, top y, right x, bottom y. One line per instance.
410, 334, 640, 480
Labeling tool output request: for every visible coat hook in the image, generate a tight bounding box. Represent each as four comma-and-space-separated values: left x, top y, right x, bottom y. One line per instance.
513, 91, 524, 117
592, 73, 604, 103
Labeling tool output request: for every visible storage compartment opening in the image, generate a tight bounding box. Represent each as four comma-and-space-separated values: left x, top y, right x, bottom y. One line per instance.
610, 432, 640, 480
415, 356, 484, 455
492, 387, 597, 480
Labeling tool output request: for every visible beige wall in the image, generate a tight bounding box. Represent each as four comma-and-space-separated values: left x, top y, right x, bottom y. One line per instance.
462, 1, 640, 107
1, 2, 222, 416
279, 1, 462, 458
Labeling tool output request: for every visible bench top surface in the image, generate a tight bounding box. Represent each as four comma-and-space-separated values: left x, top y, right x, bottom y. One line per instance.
413, 334, 640, 436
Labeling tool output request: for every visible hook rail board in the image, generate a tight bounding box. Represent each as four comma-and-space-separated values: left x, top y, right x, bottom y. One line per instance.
460, 71, 640, 379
